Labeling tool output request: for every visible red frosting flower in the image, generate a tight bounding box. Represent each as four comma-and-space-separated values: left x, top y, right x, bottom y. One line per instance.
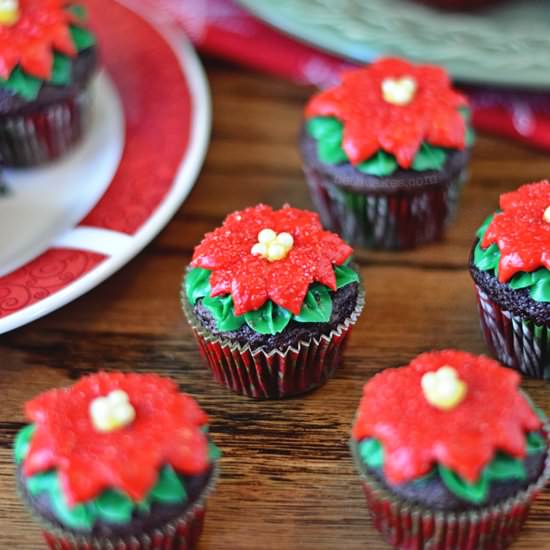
191, 204, 353, 316
305, 57, 467, 169
481, 181, 550, 282
23, 372, 210, 506
352, 350, 541, 484
0, 0, 80, 80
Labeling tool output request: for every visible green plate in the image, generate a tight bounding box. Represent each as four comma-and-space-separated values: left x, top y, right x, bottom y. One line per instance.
237, 0, 550, 88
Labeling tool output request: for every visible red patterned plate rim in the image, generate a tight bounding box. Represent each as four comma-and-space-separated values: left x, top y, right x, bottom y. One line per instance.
0, 0, 211, 334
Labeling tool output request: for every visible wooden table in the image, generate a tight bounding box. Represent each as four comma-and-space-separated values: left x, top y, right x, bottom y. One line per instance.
2, 58, 550, 550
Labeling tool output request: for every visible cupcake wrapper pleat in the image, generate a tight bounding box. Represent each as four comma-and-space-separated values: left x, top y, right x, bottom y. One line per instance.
181, 285, 365, 399
303, 165, 467, 250
351, 423, 550, 550
0, 89, 90, 167
475, 285, 550, 379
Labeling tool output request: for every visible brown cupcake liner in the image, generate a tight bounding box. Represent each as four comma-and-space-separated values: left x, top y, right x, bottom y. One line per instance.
0, 88, 91, 167
351, 421, 550, 550
303, 163, 467, 250
181, 285, 365, 399
475, 285, 550, 380
20, 465, 218, 550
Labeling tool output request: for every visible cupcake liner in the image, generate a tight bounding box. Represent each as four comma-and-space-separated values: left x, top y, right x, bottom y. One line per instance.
303, 164, 467, 250
0, 88, 91, 167
475, 285, 550, 380
351, 422, 550, 550
181, 285, 365, 399
20, 466, 218, 550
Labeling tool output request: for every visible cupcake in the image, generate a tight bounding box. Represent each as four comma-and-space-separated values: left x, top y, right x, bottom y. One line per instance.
470, 181, 550, 379
14, 372, 219, 549
300, 57, 474, 250
351, 350, 550, 549
181, 204, 365, 399
0, 0, 98, 166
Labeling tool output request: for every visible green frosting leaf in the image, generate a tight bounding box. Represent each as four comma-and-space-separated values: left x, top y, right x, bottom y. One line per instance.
438, 465, 490, 504
473, 242, 500, 273
485, 452, 526, 481
318, 139, 348, 165
150, 466, 187, 504
476, 214, 494, 239
0, 68, 42, 101
69, 25, 96, 51
52, 495, 95, 530
527, 431, 546, 453
208, 440, 222, 461
95, 490, 134, 524
459, 107, 476, 147
411, 143, 447, 172
356, 151, 398, 176
335, 263, 360, 289
358, 438, 384, 469
50, 54, 72, 86
474, 220, 550, 303
508, 271, 536, 290
202, 294, 246, 331
531, 277, 550, 303
66, 4, 87, 20
306, 115, 468, 175
27, 470, 57, 495
14, 424, 35, 463
186, 267, 211, 305
244, 301, 292, 335
306, 116, 342, 140
294, 284, 332, 323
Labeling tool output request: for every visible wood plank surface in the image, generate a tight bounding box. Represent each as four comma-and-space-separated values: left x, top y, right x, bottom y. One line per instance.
2, 58, 550, 549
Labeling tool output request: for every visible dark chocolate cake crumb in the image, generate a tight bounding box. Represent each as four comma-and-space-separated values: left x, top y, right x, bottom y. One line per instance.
192, 281, 360, 351
299, 126, 470, 194
469, 243, 550, 327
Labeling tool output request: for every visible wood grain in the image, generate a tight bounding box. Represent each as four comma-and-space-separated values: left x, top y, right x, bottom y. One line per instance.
2, 58, 550, 549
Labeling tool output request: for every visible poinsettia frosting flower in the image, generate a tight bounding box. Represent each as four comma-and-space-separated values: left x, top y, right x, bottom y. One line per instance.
305, 57, 468, 168
23, 372, 210, 506
481, 181, 550, 282
0, 0, 81, 80
353, 350, 541, 484
191, 204, 353, 315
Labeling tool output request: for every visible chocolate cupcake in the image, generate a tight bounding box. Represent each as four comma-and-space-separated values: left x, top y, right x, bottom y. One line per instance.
14, 372, 219, 549
351, 350, 550, 549
181, 204, 364, 399
300, 57, 474, 250
470, 181, 550, 379
0, 0, 98, 166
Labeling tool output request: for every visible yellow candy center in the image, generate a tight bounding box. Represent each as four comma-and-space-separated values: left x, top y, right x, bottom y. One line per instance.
381, 76, 417, 106
0, 0, 19, 26
251, 228, 294, 262
543, 206, 550, 223
421, 366, 467, 411
90, 390, 136, 433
